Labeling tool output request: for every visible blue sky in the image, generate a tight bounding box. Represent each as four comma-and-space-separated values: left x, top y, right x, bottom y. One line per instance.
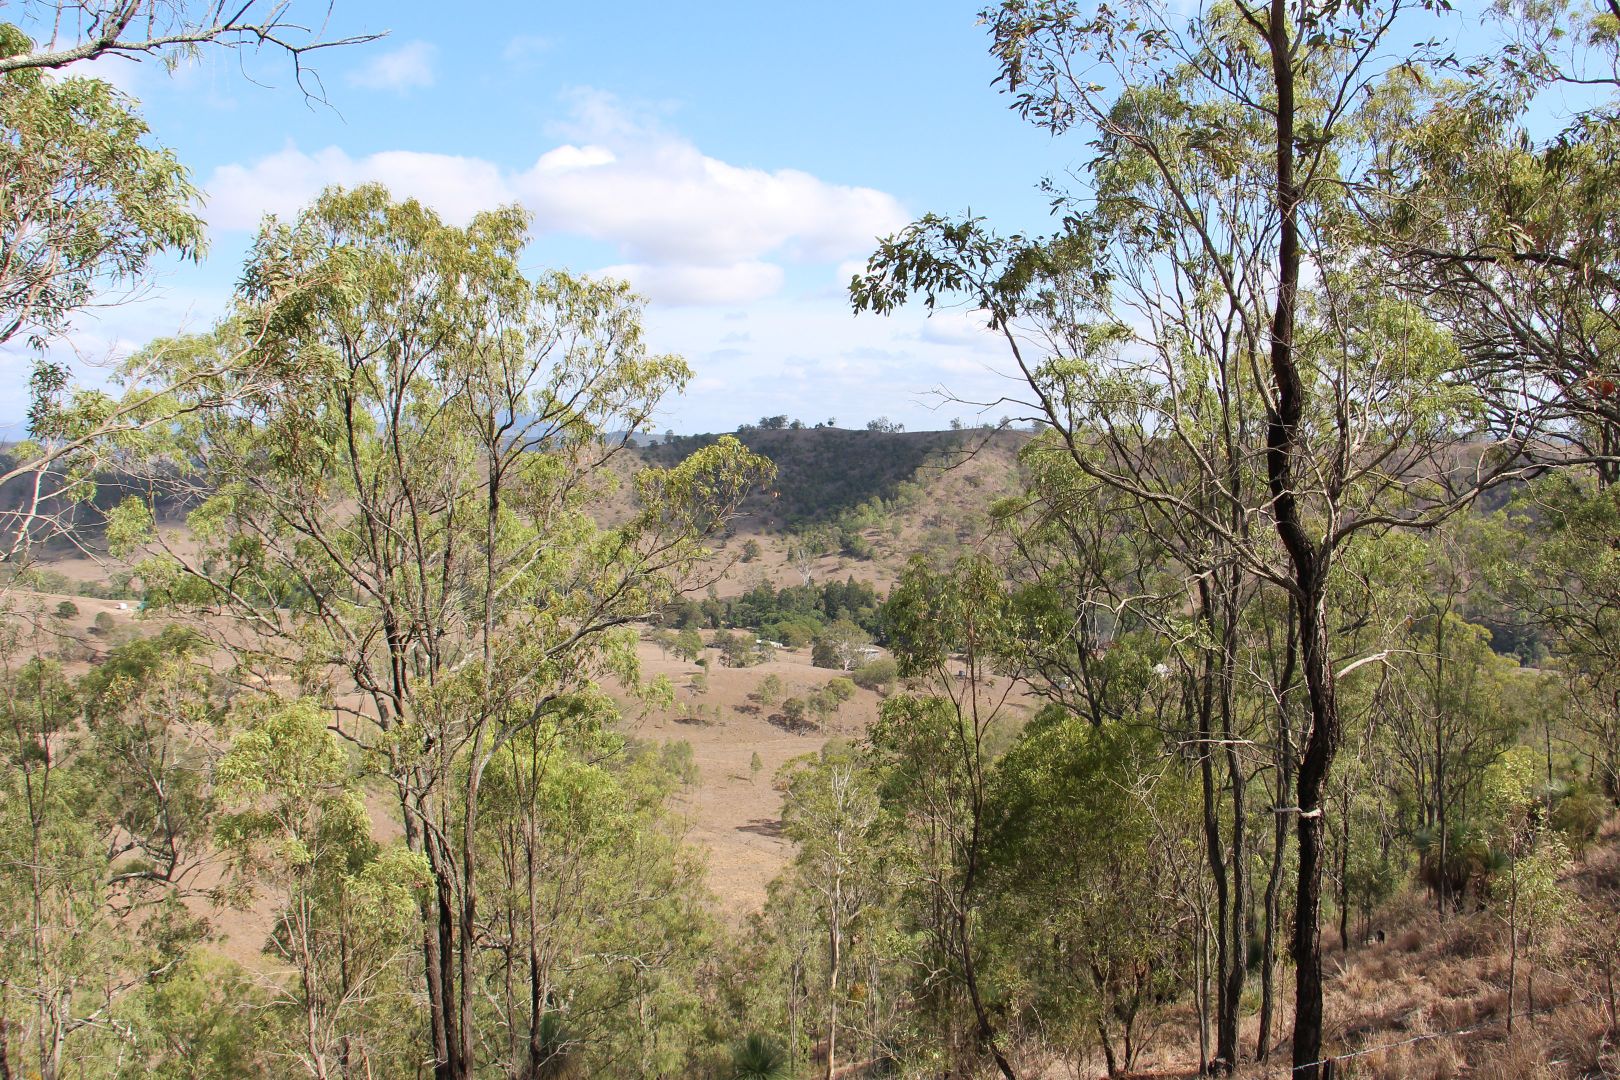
5, 2, 1085, 435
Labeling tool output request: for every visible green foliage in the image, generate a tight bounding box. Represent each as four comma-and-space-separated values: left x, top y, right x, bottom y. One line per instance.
986, 712, 1198, 1070
667, 576, 884, 641
810, 619, 872, 671
884, 554, 1018, 678
0, 638, 224, 1079
116, 184, 770, 1077
754, 673, 784, 706
1552, 790, 1608, 858
674, 627, 705, 663
728, 1032, 790, 1080
0, 45, 201, 356
849, 656, 897, 693
106, 953, 274, 1079
647, 426, 956, 528
53, 599, 77, 619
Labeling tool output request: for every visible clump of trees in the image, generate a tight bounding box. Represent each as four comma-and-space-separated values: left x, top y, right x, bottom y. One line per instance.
662, 577, 884, 646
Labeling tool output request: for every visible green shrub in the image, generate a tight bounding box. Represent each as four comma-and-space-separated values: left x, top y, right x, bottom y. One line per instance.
754, 674, 784, 706
852, 658, 898, 692
1553, 791, 1609, 857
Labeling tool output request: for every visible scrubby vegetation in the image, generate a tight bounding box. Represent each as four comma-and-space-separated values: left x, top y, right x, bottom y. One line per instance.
5, 1, 1620, 1079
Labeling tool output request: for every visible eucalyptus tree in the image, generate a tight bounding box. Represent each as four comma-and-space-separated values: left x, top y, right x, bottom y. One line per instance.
874, 554, 1029, 1077
1376, 0, 1620, 487
0, 27, 202, 570
0, 627, 224, 1080
852, 2, 1542, 1072
215, 698, 427, 1080
473, 705, 720, 1079
1506, 476, 1620, 801
0, 3, 374, 577
986, 713, 1200, 1077
998, 415, 1273, 1071
778, 741, 885, 1080
1355, 528, 1526, 912
122, 185, 772, 1079
1374, 2, 1620, 819
0, 2, 376, 77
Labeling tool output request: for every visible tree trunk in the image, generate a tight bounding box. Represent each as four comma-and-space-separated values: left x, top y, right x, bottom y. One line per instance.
1506, 880, 1518, 1042
1218, 581, 1249, 1074
826, 896, 840, 1080
1338, 772, 1351, 953
1096, 1017, 1119, 1077
431, 838, 463, 1080
1253, 0, 1344, 1072
405, 800, 456, 1080
1289, 598, 1339, 1080
1258, 603, 1297, 1062
1193, 576, 1247, 1074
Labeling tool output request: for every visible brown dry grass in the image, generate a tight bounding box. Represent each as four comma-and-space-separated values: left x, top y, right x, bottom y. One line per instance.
1092, 821, 1620, 1080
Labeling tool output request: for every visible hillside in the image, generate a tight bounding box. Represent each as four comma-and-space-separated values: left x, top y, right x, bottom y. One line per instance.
646, 425, 1028, 530
1100, 818, 1620, 1079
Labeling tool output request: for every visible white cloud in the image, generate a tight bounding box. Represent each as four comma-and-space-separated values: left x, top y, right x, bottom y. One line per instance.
597, 261, 784, 306
512, 137, 908, 267
531, 144, 617, 172
915, 309, 1005, 354
347, 41, 437, 93
631, 296, 1031, 432
204, 146, 512, 230
201, 95, 911, 307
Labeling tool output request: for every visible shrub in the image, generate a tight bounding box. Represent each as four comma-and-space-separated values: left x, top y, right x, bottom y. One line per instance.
766, 619, 817, 649
54, 600, 79, 619
729, 1033, 789, 1080
852, 658, 898, 692
1553, 791, 1608, 857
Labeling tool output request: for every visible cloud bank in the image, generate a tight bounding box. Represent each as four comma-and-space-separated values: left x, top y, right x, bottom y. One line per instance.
201, 96, 910, 306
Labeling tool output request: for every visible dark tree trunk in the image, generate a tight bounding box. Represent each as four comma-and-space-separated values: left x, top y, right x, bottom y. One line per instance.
1251, 0, 1344, 1073
1258, 600, 1297, 1061
1290, 599, 1340, 1080
405, 797, 456, 1080
1196, 571, 1249, 1074
1218, 577, 1249, 1074
1338, 772, 1352, 953
433, 841, 464, 1080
